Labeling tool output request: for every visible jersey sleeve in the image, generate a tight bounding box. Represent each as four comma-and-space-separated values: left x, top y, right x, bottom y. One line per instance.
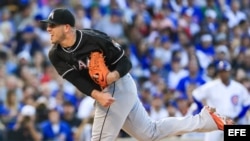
192, 82, 210, 101
104, 40, 125, 65
241, 85, 250, 106
102, 40, 131, 77
48, 47, 74, 77
64, 70, 101, 96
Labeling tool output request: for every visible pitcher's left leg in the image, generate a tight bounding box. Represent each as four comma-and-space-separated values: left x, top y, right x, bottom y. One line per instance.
122, 103, 226, 141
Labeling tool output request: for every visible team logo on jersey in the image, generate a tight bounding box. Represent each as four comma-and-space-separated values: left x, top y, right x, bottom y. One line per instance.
71, 57, 89, 71
231, 95, 239, 105
78, 60, 87, 70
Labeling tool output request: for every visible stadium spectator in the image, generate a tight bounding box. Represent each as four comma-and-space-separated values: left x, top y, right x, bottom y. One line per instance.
149, 93, 168, 121
0, 90, 20, 128
40, 109, 72, 141
7, 104, 42, 141
167, 57, 188, 90
61, 101, 81, 141
176, 59, 206, 104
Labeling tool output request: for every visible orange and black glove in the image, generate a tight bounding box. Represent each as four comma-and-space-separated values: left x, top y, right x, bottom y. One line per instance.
88, 52, 110, 89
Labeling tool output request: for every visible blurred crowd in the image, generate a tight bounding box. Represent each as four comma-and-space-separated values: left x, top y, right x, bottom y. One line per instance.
1, 0, 250, 141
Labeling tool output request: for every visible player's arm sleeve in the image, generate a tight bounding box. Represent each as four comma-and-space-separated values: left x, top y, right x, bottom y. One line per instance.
192, 84, 209, 111
113, 55, 132, 77
64, 71, 101, 96
235, 87, 250, 120
241, 86, 250, 107
105, 41, 132, 78
192, 96, 204, 113
192, 84, 208, 101
236, 105, 250, 120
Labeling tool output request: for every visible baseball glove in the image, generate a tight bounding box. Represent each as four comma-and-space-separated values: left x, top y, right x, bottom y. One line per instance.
88, 52, 110, 89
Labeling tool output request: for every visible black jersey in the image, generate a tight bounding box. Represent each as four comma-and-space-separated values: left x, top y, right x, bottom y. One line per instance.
49, 29, 131, 96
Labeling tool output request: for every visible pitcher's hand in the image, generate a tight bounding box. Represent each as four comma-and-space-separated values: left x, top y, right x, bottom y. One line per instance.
91, 90, 115, 107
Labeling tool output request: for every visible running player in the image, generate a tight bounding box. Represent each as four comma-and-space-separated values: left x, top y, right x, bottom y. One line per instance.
192, 60, 250, 141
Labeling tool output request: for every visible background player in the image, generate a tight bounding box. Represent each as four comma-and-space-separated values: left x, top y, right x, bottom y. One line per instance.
192, 60, 250, 141
41, 8, 233, 141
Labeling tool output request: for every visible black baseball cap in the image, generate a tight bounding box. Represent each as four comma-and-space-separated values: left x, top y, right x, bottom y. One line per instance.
40, 8, 75, 27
